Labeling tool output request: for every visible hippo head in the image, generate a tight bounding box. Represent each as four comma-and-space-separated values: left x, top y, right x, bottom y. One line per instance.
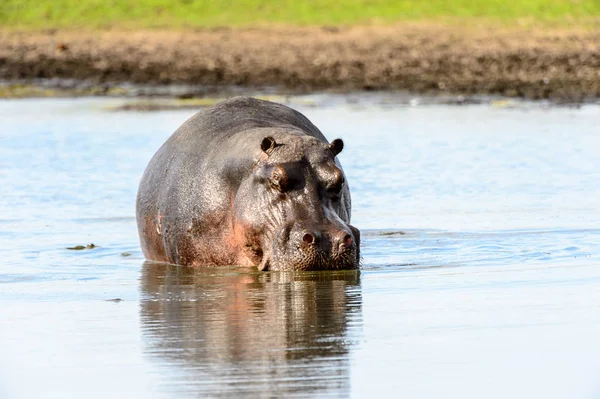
233, 131, 360, 271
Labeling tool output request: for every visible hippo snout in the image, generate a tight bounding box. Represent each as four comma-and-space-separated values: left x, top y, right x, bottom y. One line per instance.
298, 229, 354, 256
267, 223, 360, 271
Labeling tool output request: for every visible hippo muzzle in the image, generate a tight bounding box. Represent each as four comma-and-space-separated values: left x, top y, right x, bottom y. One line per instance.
260, 221, 361, 271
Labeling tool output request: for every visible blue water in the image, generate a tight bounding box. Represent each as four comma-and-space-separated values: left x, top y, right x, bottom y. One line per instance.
1, 95, 599, 398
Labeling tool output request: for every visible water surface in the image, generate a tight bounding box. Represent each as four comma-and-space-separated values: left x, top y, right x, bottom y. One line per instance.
1, 96, 599, 398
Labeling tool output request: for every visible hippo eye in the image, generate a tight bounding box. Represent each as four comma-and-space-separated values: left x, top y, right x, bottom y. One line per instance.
325, 169, 344, 199
327, 185, 342, 197
270, 166, 289, 192
326, 177, 344, 199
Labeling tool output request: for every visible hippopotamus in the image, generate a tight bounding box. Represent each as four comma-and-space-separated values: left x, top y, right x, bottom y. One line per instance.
136, 96, 360, 271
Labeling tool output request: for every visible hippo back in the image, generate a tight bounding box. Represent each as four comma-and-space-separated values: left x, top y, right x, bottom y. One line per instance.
174, 97, 328, 152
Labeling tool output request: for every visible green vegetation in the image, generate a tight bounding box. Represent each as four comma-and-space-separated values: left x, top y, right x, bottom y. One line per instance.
0, 83, 131, 98
1, 0, 599, 29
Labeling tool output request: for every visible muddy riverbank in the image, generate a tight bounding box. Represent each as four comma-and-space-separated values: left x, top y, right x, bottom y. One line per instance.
1, 25, 599, 101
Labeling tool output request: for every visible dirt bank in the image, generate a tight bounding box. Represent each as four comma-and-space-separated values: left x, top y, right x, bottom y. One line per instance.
1, 26, 599, 101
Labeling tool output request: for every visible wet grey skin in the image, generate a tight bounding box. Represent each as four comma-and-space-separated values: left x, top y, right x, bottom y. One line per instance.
136, 96, 360, 271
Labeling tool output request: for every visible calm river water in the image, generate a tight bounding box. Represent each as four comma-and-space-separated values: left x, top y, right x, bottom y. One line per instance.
1, 95, 599, 398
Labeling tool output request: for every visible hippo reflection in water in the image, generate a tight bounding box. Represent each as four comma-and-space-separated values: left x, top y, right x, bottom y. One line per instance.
136, 97, 360, 270
140, 262, 362, 396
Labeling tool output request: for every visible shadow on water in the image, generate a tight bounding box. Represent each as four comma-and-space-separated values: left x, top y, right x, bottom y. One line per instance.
139, 261, 363, 397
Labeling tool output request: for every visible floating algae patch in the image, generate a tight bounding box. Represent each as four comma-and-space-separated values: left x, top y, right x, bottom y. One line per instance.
66, 243, 97, 250
0, 82, 137, 98
106, 95, 319, 111
0, 84, 61, 98
106, 97, 225, 111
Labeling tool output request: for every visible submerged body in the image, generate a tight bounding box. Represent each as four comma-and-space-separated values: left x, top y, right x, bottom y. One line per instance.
136, 97, 359, 271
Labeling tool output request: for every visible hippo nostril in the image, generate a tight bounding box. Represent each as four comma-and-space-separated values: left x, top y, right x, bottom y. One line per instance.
302, 233, 315, 245
342, 234, 353, 248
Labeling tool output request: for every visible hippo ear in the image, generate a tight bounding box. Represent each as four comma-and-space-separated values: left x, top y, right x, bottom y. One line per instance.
261, 136, 276, 155
329, 138, 344, 156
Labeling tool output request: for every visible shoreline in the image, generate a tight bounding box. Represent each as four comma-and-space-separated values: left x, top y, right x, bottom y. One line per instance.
1, 26, 599, 101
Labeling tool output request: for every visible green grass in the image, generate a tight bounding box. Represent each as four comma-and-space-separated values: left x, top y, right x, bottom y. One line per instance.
1, 0, 599, 29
